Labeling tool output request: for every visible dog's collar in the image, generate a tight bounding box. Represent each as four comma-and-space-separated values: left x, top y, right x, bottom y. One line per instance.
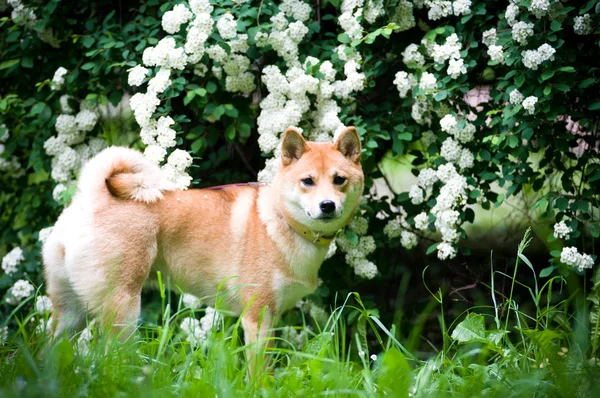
280, 211, 338, 246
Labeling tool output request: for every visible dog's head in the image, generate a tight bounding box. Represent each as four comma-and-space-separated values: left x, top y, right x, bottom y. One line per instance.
274, 127, 364, 236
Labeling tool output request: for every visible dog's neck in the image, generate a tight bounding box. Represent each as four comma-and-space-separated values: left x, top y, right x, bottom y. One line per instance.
278, 209, 337, 246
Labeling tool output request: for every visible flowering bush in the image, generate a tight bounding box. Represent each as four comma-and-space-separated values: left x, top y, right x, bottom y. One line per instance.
1, 0, 599, 344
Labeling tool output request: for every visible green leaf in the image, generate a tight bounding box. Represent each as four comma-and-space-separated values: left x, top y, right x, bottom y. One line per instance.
426, 243, 439, 255
589, 103, 600, 111
346, 230, 359, 245
451, 313, 486, 343
225, 124, 236, 141
378, 348, 411, 397
397, 132, 412, 141
554, 83, 570, 92
540, 266, 555, 278
550, 19, 562, 32
540, 70, 555, 81
206, 81, 217, 94
0, 59, 19, 70
81, 62, 95, 70
81, 36, 95, 48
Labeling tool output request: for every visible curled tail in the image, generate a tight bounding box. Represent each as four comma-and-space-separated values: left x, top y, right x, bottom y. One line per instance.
78, 146, 175, 203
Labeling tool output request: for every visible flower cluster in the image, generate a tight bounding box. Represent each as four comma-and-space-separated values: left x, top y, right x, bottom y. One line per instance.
522, 96, 538, 115
281, 326, 308, 350
6, 279, 34, 305
528, 0, 550, 19
182, 293, 203, 309
35, 295, 53, 313
1, 247, 24, 276
560, 247, 594, 272
254, 1, 366, 183
180, 307, 221, 347
512, 21, 534, 45
411, 163, 471, 260
522, 43, 555, 70
574, 14, 592, 35
43, 90, 105, 199
0, 125, 24, 178
335, 215, 379, 279
52, 67, 68, 91
390, 1, 415, 31
553, 221, 572, 240
482, 28, 504, 64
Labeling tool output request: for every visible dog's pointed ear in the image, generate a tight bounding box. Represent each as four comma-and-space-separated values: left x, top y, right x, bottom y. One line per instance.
334, 126, 361, 164
281, 127, 307, 166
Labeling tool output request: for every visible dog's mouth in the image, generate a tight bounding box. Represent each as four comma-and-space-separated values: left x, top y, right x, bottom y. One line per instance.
306, 211, 339, 221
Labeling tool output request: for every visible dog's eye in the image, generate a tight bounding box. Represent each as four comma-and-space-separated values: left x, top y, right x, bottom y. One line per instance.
333, 176, 346, 185
302, 178, 315, 186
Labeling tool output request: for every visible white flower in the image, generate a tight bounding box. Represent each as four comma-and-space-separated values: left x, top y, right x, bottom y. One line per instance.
370, 354, 378, 361
217, 13, 237, 40
414, 212, 429, 231
349, 216, 369, 236
128, 65, 149, 87
148, 68, 172, 94
419, 72, 437, 91
522, 96, 538, 115
35, 295, 53, 313
437, 242, 457, 260
393, 71, 416, 98
560, 247, 595, 272
457, 148, 474, 170
258, 133, 280, 153
52, 183, 68, 202
75, 110, 98, 133
390, 0, 415, 31
161, 3, 193, 34
452, 0, 471, 16
409, 185, 425, 205
144, 145, 166, 164
55, 114, 78, 136
364, 0, 385, 24
553, 221, 572, 239
400, 230, 418, 249
51, 67, 68, 90
509, 89, 524, 105
574, 14, 592, 35
280, 0, 312, 21
512, 21, 534, 45
383, 218, 402, 239
528, 0, 549, 19
482, 28, 497, 47
522, 44, 555, 70
418, 168, 438, 188
8, 279, 35, 303
505, 4, 519, 26
456, 122, 475, 144
168, 149, 192, 172
189, 0, 213, 15
487, 45, 505, 64
427, 0, 452, 21
339, 12, 362, 40
440, 137, 462, 163
402, 44, 425, 68
2, 247, 24, 275
353, 258, 378, 279
281, 326, 308, 350
447, 58, 467, 79
182, 293, 202, 309
59, 95, 74, 114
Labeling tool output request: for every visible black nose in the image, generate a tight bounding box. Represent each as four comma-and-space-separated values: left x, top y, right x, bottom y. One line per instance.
319, 200, 336, 214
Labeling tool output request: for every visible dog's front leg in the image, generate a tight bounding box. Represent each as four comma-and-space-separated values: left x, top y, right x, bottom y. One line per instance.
241, 307, 275, 377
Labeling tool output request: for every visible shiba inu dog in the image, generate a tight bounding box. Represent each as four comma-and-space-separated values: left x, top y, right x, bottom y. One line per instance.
43, 126, 364, 368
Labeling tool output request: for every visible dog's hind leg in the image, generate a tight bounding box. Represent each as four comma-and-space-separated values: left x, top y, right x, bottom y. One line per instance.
44, 240, 86, 338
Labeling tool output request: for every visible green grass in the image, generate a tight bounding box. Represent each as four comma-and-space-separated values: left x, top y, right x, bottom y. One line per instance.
2, 235, 600, 397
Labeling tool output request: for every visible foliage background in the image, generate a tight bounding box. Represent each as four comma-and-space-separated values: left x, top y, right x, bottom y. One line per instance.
0, 0, 599, 386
